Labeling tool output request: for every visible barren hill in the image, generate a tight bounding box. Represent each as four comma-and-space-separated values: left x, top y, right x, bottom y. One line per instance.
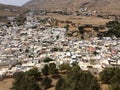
24, 0, 120, 15
0, 4, 25, 17
0, 4, 27, 23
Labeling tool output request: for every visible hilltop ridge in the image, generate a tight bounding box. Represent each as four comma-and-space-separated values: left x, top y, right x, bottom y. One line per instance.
24, 0, 120, 15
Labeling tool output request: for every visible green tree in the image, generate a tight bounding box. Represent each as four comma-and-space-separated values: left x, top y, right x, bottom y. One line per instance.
110, 83, 120, 90
26, 68, 41, 81
105, 21, 120, 37
11, 72, 41, 90
41, 77, 52, 90
99, 68, 119, 84
56, 70, 100, 90
55, 77, 67, 90
43, 58, 54, 63
100, 67, 120, 90
49, 63, 59, 75
18, 77, 41, 90
11, 72, 25, 90
78, 26, 85, 34
72, 65, 81, 72
42, 64, 49, 76
59, 63, 71, 71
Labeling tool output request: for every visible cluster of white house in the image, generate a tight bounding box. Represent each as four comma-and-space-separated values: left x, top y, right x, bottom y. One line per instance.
0, 15, 120, 79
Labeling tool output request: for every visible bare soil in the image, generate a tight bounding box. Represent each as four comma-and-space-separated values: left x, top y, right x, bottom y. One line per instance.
0, 78, 13, 90
37, 14, 112, 26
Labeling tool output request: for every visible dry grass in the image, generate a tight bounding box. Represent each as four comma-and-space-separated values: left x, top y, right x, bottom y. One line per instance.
0, 78, 13, 90
0, 10, 15, 16
101, 84, 109, 90
24, 0, 120, 15
37, 14, 111, 26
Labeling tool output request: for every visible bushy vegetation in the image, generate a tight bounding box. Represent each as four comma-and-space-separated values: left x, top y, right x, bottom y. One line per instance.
43, 57, 54, 62
56, 67, 100, 90
42, 63, 59, 79
11, 68, 52, 90
41, 76, 52, 89
105, 21, 120, 37
11, 68, 41, 90
59, 63, 72, 71
100, 67, 120, 90
12, 63, 120, 90
26, 68, 41, 81
78, 26, 85, 34
42, 64, 49, 76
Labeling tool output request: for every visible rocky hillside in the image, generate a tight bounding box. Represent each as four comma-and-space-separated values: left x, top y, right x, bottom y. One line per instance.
0, 4, 23, 16
24, 0, 120, 15
0, 4, 27, 23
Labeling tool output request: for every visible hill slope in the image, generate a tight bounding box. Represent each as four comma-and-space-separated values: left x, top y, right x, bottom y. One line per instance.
0, 4, 27, 23
24, 0, 120, 15
0, 4, 23, 16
